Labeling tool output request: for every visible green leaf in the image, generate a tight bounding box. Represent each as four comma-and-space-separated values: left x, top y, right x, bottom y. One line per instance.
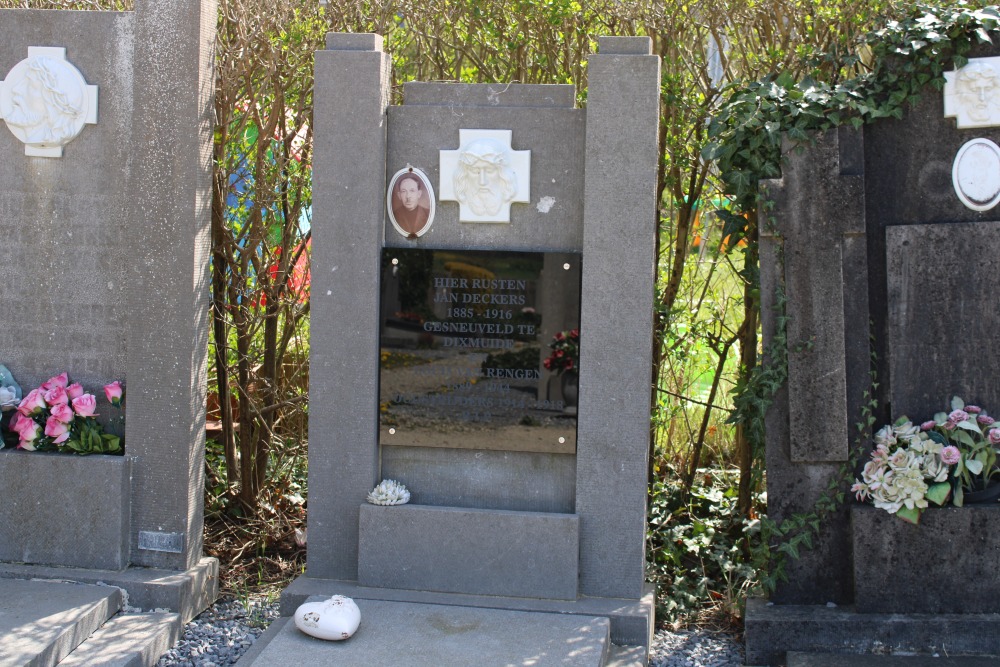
959, 419, 982, 434
896, 506, 922, 525
966, 457, 984, 475
954, 484, 965, 507
952, 396, 966, 411
926, 481, 951, 506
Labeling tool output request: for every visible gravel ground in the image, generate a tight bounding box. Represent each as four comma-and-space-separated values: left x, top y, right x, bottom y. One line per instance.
157, 595, 745, 666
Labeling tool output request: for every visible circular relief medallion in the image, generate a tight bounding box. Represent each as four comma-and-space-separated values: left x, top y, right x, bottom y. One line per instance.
952, 138, 1000, 212
0, 47, 97, 157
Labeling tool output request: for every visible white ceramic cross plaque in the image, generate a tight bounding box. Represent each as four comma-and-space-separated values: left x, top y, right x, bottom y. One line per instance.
944, 56, 1000, 129
439, 129, 530, 223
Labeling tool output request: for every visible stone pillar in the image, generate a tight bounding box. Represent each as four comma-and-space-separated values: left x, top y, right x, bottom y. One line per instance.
122, 0, 216, 571
307, 34, 391, 580
577, 36, 660, 600
759, 127, 870, 603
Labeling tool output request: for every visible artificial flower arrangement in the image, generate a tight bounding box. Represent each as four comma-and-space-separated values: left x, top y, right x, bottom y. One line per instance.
853, 396, 1000, 524
543, 329, 580, 374
2, 372, 124, 455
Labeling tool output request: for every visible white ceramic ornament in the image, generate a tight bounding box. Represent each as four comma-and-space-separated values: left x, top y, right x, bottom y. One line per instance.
294, 595, 361, 641
366, 478, 410, 505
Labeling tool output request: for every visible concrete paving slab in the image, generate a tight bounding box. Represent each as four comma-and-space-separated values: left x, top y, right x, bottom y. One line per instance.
787, 653, 1000, 666
241, 599, 610, 666
0, 557, 219, 623
59, 611, 182, 667
604, 644, 647, 666
0, 578, 121, 667
280, 575, 654, 649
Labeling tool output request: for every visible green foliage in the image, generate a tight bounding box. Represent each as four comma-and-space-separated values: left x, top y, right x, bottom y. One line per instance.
707, 3, 1000, 221
647, 467, 760, 624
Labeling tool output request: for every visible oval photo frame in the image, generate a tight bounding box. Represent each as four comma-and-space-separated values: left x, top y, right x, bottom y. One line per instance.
387, 167, 436, 238
952, 138, 1000, 212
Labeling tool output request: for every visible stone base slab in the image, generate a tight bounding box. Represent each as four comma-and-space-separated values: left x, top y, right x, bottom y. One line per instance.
0, 450, 130, 569
745, 597, 1000, 665
0, 578, 122, 667
0, 556, 218, 623
358, 503, 579, 599
282, 575, 655, 652
852, 504, 1000, 613
238, 598, 610, 666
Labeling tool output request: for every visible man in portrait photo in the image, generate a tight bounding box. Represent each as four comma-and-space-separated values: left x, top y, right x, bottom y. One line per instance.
391, 172, 431, 235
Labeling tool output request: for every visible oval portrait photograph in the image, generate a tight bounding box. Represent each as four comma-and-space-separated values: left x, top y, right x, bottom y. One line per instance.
953, 137, 1000, 212
387, 167, 436, 238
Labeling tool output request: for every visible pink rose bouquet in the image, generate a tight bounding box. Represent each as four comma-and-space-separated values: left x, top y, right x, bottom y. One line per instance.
1, 372, 124, 455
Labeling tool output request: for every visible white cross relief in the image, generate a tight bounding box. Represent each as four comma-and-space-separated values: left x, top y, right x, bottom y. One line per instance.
944, 57, 1000, 129
439, 129, 530, 223
0, 47, 98, 157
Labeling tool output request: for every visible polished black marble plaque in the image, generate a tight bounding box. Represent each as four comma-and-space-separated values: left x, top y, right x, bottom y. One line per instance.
379, 248, 581, 453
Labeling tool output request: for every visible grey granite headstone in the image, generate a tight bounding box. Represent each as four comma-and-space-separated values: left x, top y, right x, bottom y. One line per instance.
293, 33, 660, 657
0, 0, 217, 618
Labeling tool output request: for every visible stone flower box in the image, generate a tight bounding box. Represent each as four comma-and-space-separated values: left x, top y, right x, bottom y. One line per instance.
0, 450, 130, 569
852, 503, 1000, 613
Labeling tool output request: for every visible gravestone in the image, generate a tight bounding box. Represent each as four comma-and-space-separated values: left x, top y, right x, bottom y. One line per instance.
746, 44, 1000, 664
280, 33, 661, 657
0, 1, 217, 620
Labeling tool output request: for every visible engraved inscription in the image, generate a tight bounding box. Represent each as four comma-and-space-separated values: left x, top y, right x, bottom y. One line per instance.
0, 191, 127, 386
379, 249, 580, 453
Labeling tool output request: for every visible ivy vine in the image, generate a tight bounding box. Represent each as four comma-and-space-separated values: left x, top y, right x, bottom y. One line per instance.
712, 3, 1000, 593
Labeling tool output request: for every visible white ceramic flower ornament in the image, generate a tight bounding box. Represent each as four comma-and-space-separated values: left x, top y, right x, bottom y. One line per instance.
294, 595, 361, 641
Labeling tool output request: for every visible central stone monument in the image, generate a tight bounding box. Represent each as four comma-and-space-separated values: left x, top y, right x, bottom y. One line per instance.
276, 32, 661, 662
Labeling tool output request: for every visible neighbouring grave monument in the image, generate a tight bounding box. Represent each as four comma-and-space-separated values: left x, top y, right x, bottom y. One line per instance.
0, 0, 217, 621
268, 32, 661, 661
745, 44, 1000, 664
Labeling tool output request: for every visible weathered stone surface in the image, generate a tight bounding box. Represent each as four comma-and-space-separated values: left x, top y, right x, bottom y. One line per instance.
358, 504, 579, 599
307, 35, 390, 582
745, 597, 1000, 666
58, 611, 182, 667
0, 557, 219, 624
385, 103, 585, 251
853, 504, 1000, 613
757, 194, 856, 606
125, 0, 216, 572
0, 579, 121, 667
380, 446, 575, 513
403, 81, 576, 108
279, 577, 655, 650
0, 1, 216, 574
764, 129, 865, 463
242, 599, 609, 667
886, 222, 1000, 419
576, 35, 660, 601
0, 451, 129, 570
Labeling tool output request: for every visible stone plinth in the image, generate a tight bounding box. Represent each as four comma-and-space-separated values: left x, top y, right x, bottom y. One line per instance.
0, 450, 129, 570
358, 504, 579, 600
852, 504, 1000, 614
